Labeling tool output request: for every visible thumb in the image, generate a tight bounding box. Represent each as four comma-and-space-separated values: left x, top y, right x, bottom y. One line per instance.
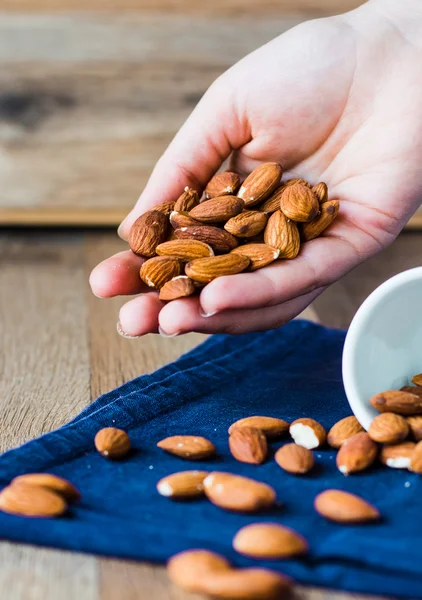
118, 78, 248, 240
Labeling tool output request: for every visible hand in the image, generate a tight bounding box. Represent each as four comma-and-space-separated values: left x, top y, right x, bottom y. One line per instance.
90, 0, 422, 337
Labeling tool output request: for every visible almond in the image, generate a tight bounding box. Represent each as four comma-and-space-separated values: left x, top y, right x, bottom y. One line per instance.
314, 489, 380, 524
94, 427, 131, 459
228, 416, 289, 439
407, 415, 422, 441
157, 435, 216, 460
200, 568, 292, 600
380, 441, 415, 469
233, 523, 308, 559
231, 244, 280, 271
224, 211, 268, 238
153, 200, 176, 215
12, 474, 80, 502
205, 172, 241, 199
279, 184, 319, 222
203, 472, 276, 512
0, 485, 67, 518
229, 427, 268, 465
370, 390, 422, 415
238, 163, 283, 207
140, 256, 182, 289
275, 443, 314, 475
258, 186, 287, 213
128, 210, 169, 258
169, 211, 202, 229
159, 276, 196, 301
156, 239, 214, 261
410, 440, 422, 473
156, 470, 208, 499
327, 416, 365, 448
190, 195, 244, 223
174, 187, 199, 212
289, 418, 326, 449
185, 254, 250, 284
263, 210, 300, 259
167, 549, 231, 592
412, 373, 422, 386
311, 182, 328, 204
401, 385, 422, 397
336, 432, 378, 475
284, 178, 311, 188
174, 225, 239, 254
368, 412, 409, 444
301, 200, 340, 242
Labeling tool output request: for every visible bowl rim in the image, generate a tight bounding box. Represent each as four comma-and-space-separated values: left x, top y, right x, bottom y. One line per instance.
342, 266, 422, 430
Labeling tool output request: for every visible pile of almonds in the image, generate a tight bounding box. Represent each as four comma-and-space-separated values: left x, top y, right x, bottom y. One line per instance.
128, 163, 340, 301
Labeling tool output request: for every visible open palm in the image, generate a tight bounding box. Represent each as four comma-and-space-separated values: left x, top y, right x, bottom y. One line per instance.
90, 0, 422, 337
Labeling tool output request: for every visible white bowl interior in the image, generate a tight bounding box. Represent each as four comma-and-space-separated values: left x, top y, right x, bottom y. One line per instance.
342, 267, 422, 430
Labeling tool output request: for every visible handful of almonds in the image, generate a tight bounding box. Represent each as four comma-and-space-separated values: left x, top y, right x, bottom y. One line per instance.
128, 163, 340, 301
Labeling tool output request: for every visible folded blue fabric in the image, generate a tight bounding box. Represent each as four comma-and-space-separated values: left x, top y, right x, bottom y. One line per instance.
0, 320, 420, 598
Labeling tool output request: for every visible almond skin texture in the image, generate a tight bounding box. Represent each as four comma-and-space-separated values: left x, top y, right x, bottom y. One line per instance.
336, 432, 378, 475
314, 489, 380, 524
327, 416, 365, 449
228, 416, 289, 439
159, 276, 196, 301
94, 427, 131, 459
167, 549, 231, 592
185, 254, 250, 284
275, 443, 314, 475
380, 441, 416, 469
205, 172, 241, 199
156, 239, 214, 261
128, 210, 169, 257
233, 523, 308, 559
279, 184, 319, 222
264, 210, 300, 259
231, 244, 280, 271
224, 211, 268, 238
140, 256, 182, 289
169, 211, 202, 229
407, 416, 422, 441
370, 390, 422, 415
156, 470, 208, 499
410, 440, 422, 473
203, 472, 276, 513
289, 418, 326, 449
412, 373, 422, 386
301, 199, 340, 242
175, 225, 239, 254
200, 568, 292, 600
368, 412, 409, 444
157, 435, 216, 460
312, 182, 328, 204
12, 474, 80, 502
0, 485, 67, 518
153, 200, 176, 215
401, 385, 422, 397
258, 186, 287, 213
190, 195, 244, 223
238, 163, 283, 207
284, 178, 311, 188
229, 427, 268, 465
174, 187, 199, 212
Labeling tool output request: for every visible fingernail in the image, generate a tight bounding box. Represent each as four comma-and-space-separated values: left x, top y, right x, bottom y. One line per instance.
117, 221, 128, 241
116, 321, 141, 339
199, 309, 218, 318
158, 326, 180, 338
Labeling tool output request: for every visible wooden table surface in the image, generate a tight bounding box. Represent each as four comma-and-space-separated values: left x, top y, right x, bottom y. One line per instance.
1, 227, 421, 599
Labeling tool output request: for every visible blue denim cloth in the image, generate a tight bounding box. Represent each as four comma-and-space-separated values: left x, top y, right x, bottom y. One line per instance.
0, 320, 420, 598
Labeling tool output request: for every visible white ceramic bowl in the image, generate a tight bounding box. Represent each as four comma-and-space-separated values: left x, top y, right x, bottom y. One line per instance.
342, 267, 422, 430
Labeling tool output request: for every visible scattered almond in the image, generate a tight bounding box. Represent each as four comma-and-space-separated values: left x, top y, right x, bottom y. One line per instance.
200, 567, 292, 600
203, 472, 276, 513
258, 186, 287, 213
190, 196, 244, 223
159, 275, 196, 301
205, 172, 241, 199
279, 184, 319, 222
289, 418, 326, 449
233, 523, 308, 559
407, 415, 422, 441
175, 225, 239, 254
224, 211, 268, 239
314, 489, 380, 524
156, 470, 208, 499
336, 432, 378, 475
275, 443, 314, 475
231, 244, 280, 271
380, 442, 416, 469
229, 427, 268, 465
238, 163, 283, 207
311, 182, 328, 204
410, 440, 422, 473
228, 416, 289, 439
156, 239, 214, 261
12, 473, 80, 502
412, 373, 422, 386
368, 412, 409, 444
185, 254, 250, 284
94, 427, 131, 459
327, 416, 365, 448
167, 549, 231, 592
157, 436, 216, 460
140, 256, 182, 289
169, 210, 202, 229
0, 485, 67, 518
301, 199, 340, 242
174, 187, 199, 212
370, 390, 422, 415
264, 210, 300, 259
128, 210, 169, 258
